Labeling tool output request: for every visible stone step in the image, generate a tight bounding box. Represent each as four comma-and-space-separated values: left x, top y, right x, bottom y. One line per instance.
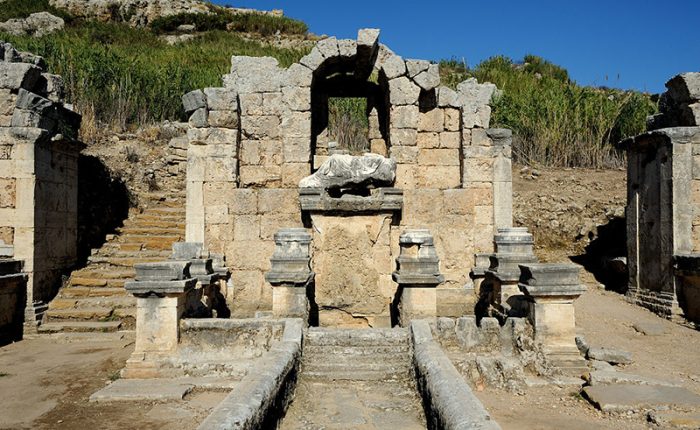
303, 344, 411, 356
122, 219, 186, 229
72, 269, 135, 279
59, 287, 129, 298
302, 358, 411, 374
95, 249, 172, 259
38, 321, 123, 333
143, 208, 186, 217
136, 214, 186, 223
70, 277, 128, 288
116, 227, 185, 236
46, 307, 114, 321
87, 256, 165, 267
305, 328, 410, 347
301, 369, 412, 382
49, 296, 134, 310
115, 235, 184, 251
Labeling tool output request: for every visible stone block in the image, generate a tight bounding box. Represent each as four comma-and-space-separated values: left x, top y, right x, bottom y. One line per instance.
188, 108, 208, 128
205, 204, 229, 224
282, 86, 311, 111
391, 105, 419, 129
417, 132, 440, 149
406, 59, 430, 78
395, 164, 417, 189
463, 158, 494, 183
282, 163, 310, 187
413, 64, 440, 91
90, 379, 194, 402
391, 128, 417, 146
418, 148, 460, 166
280, 111, 311, 137
382, 54, 406, 79
444, 108, 461, 131
337, 39, 357, 57
390, 146, 419, 164
239, 140, 282, 166
239, 92, 263, 115
283, 136, 311, 163
207, 110, 238, 128
0, 62, 41, 91
370, 139, 388, 157
262, 92, 283, 115
284, 63, 312, 88
204, 87, 237, 111
440, 131, 461, 149
182, 89, 206, 114
0, 178, 16, 208
437, 86, 463, 108
399, 287, 437, 325
239, 165, 282, 187
316, 37, 340, 59
299, 46, 324, 70
229, 56, 282, 93
230, 189, 257, 214
233, 215, 260, 241
204, 156, 237, 182
258, 188, 299, 214
357, 28, 380, 48
259, 212, 303, 241
227, 240, 274, 271
419, 109, 444, 132
241, 115, 280, 139
389, 76, 420, 106
443, 189, 475, 215
415, 165, 461, 189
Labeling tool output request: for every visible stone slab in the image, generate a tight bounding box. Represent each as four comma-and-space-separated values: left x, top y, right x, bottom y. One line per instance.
586, 370, 682, 387
587, 347, 633, 365
89, 379, 195, 402
583, 384, 700, 412
650, 411, 700, 429
632, 321, 668, 336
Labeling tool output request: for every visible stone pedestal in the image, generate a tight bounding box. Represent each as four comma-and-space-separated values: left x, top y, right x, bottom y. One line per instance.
122, 261, 196, 378
518, 263, 587, 375
486, 227, 537, 316
393, 229, 443, 326
265, 229, 314, 321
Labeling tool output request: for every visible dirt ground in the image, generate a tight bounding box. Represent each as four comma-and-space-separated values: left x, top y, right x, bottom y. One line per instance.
475, 286, 700, 430
0, 333, 225, 430
0, 166, 698, 429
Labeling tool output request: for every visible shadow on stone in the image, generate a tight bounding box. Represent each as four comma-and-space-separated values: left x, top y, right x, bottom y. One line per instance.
77, 154, 131, 265
570, 216, 627, 293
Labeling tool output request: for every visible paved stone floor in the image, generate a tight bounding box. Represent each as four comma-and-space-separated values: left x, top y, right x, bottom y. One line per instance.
279, 378, 426, 429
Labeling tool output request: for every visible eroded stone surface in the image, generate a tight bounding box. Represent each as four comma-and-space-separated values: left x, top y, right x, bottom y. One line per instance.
299, 153, 396, 189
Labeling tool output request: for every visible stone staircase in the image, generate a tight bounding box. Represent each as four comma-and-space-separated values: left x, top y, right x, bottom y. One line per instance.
301, 327, 414, 381
40, 192, 185, 333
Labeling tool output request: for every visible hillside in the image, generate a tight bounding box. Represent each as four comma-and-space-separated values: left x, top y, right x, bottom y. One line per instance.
0, 0, 656, 167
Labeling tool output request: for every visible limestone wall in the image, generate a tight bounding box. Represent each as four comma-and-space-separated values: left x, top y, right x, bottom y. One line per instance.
0, 41, 82, 328
620, 73, 700, 322
184, 30, 511, 320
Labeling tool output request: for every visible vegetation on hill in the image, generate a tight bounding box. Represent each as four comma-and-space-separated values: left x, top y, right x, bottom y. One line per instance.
441, 56, 656, 168
0, 0, 656, 168
0, 0, 308, 141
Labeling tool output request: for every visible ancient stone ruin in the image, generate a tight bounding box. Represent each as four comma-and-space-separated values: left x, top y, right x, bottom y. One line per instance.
182, 28, 514, 327
2, 27, 699, 429
0, 41, 82, 333
618, 72, 700, 325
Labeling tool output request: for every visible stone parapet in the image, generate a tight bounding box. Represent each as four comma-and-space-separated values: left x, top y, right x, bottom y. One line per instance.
299, 187, 403, 213
518, 263, 587, 375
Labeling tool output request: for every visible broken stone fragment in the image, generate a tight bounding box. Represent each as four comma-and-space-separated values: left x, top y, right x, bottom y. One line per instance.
181, 89, 206, 114
413, 64, 440, 91
587, 346, 633, 365
357, 28, 380, 47
298, 153, 396, 189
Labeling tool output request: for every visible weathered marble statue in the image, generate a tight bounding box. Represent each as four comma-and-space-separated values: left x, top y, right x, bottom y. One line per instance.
299, 153, 396, 189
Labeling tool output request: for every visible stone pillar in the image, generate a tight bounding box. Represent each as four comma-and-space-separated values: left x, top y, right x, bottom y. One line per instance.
122, 261, 196, 378
486, 227, 537, 315
265, 228, 314, 321
488, 128, 513, 229
518, 263, 587, 375
393, 229, 444, 325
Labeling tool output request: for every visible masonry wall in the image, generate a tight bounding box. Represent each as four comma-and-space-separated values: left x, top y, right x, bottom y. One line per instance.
0, 42, 82, 328
185, 31, 511, 319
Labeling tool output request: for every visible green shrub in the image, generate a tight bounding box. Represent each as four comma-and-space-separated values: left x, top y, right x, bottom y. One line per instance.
328, 97, 369, 154
441, 55, 656, 168
0, 0, 74, 23
1, 21, 308, 140
150, 7, 308, 37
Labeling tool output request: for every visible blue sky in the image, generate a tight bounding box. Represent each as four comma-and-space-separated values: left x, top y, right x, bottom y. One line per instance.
214, 0, 700, 93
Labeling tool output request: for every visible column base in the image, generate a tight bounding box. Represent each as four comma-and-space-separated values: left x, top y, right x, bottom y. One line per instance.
399, 287, 436, 326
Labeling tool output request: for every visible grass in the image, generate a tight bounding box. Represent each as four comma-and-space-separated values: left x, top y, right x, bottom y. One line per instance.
0, 0, 73, 23
328, 97, 370, 154
1, 18, 308, 141
150, 8, 308, 36
440, 56, 656, 168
